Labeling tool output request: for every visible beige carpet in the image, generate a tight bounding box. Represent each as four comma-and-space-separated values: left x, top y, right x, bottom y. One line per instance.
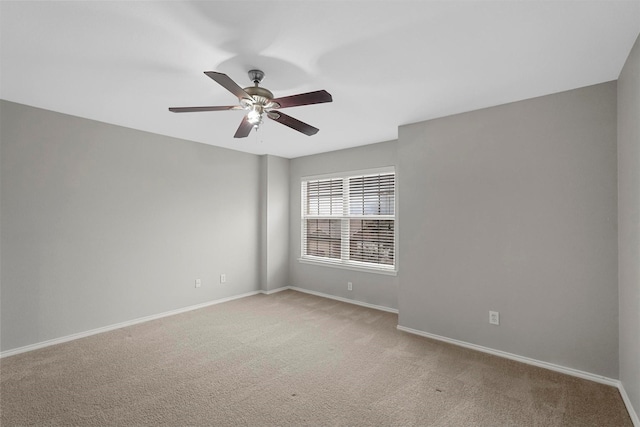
0, 290, 632, 426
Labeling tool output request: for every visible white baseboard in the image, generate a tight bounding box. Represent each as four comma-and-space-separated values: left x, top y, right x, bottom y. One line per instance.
0, 291, 262, 359
288, 286, 398, 313
397, 325, 640, 425
4, 286, 636, 426
619, 382, 640, 427
0, 286, 394, 359
260, 286, 290, 295
397, 325, 619, 387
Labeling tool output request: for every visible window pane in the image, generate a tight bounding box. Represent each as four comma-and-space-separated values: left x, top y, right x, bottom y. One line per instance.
349, 174, 395, 215
305, 179, 343, 216
304, 219, 341, 259
349, 219, 394, 265
301, 170, 395, 271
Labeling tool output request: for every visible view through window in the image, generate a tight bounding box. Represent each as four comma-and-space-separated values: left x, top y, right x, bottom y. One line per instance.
301, 169, 395, 272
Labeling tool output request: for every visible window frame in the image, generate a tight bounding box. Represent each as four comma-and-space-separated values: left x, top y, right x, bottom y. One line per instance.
299, 167, 397, 276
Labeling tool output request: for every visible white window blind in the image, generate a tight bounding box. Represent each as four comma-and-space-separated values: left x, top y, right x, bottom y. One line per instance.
301, 169, 396, 272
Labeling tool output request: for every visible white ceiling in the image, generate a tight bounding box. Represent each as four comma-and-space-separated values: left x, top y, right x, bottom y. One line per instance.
1, 1, 639, 159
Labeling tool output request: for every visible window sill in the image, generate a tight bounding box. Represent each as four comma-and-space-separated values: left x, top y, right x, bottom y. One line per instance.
298, 257, 397, 276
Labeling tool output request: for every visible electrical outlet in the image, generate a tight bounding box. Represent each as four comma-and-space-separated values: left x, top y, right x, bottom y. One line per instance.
220, 274, 226, 284
489, 311, 500, 325
195, 279, 201, 288
347, 282, 353, 291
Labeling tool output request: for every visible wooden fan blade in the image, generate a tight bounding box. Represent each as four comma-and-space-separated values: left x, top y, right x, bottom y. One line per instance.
268, 112, 319, 136
169, 106, 242, 113
204, 71, 253, 100
234, 115, 254, 138
271, 90, 332, 109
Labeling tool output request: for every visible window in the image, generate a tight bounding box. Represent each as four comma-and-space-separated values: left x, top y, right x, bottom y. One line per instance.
301, 168, 396, 273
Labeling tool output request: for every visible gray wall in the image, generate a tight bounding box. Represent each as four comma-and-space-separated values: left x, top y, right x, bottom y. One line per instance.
289, 141, 398, 310
260, 155, 290, 292
618, 34, 640, 416
397, 82, 619, 378
1, 100, 262, 352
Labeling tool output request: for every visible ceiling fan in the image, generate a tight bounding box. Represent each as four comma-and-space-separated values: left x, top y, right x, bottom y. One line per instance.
169, 70, 332, 138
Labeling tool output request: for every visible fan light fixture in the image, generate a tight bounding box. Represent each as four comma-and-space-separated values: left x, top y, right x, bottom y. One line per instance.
169, 69, 332, 138
247, 105, 263, 126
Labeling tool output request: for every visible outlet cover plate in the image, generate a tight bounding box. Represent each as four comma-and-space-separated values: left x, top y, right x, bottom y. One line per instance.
489, 311, 499, 325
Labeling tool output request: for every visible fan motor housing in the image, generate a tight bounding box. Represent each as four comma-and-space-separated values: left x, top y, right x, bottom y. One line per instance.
244, 86, 274, 100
